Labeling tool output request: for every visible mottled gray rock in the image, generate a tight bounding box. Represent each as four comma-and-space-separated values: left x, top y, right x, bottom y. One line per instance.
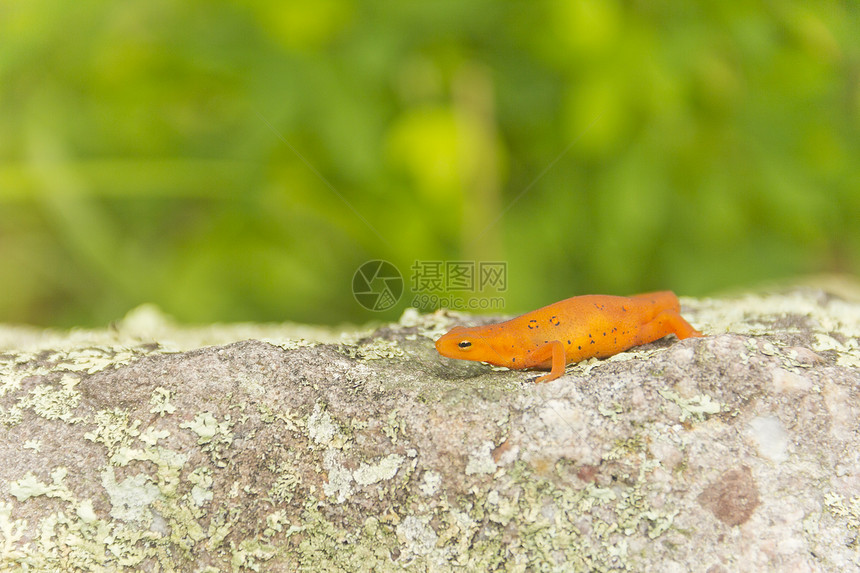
1, 291, 859, 572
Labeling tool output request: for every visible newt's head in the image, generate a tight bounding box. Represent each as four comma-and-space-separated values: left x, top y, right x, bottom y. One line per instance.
435, 325, 502, 366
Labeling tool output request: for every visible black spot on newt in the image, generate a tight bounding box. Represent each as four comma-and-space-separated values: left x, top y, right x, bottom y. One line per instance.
550, 316, 560, 326
578, 345, 582, 350
528, 319, 538, 330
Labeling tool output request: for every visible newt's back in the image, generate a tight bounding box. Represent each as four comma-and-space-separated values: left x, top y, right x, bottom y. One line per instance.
506, 292, 682, 363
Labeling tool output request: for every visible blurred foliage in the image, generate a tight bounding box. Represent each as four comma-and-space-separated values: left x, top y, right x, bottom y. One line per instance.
1, 0, 858, 326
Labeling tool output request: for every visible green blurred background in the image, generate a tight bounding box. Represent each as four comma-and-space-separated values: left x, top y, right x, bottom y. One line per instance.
1, 0, 858, 327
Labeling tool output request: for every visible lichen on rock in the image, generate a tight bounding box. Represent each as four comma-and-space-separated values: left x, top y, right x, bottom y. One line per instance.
1, 289, 860, 571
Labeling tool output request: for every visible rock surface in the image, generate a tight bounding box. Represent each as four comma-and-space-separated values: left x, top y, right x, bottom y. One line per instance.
1, 291, 859, 572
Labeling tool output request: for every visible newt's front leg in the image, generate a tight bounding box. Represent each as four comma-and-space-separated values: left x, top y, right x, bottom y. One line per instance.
523, 340, 566, 383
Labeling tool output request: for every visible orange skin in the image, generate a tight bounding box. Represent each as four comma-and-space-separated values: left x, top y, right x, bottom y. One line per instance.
435, 291, 703, 383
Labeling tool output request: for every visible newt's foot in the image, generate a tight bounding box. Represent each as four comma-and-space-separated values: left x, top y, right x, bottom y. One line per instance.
533, 372, 560, 383
680, 325, 705, 339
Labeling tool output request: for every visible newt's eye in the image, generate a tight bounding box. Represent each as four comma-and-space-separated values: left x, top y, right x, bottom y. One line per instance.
458, 340, 472, 349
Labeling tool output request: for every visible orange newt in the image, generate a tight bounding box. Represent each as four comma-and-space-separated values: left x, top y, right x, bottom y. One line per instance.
435, 291, 703, 383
